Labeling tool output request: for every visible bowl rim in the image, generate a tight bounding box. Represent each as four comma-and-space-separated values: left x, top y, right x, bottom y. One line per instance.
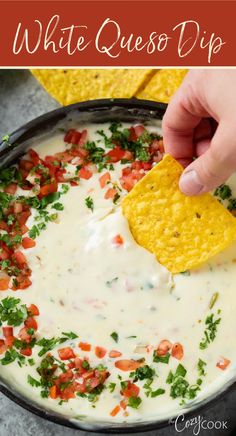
0, 98, 235, 433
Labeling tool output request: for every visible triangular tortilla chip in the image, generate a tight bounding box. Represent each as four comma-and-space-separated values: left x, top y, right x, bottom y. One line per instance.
137, 69, 188, 103
31, 69, 154, 105
122, 155, 236, 273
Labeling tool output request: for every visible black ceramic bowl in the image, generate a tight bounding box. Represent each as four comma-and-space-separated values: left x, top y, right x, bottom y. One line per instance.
0, 99, 235, 433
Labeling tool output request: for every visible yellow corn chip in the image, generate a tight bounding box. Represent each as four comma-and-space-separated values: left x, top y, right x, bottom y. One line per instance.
122, 155, 236, 273
137, 69, 188, 103
31, 69, 154, 105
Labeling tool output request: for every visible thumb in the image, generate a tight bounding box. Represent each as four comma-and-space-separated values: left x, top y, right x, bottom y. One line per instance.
179, 120, 236, 195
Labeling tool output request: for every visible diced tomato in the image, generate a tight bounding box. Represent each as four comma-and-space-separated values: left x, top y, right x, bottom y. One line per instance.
79, 167, 92, 180
20, 347, 32, 356
120, 169, 144, 192
121, 381, 140, 398
109, 350, 122, 358
0, 248, 10, 261
24, 317, 38, 331
171, 343, 184, 360
104, 188, 117, 200
18, 327, 32, 343
27, 304, 39, 316
22, 237, 36, 249
58, 347, 76, 360
216, 357, 231, 370
120, 399, 127, 410
99, 172, 111, 189
20, 225, 29, 236
12, 250, 27, 266
64, 129, 82, 145
78, 129, 88, 146
129, 125, 145, 141
156, 339, 172, 356
60, 386, 75, 400
39, 180, 58, 198
70, 181, 79, 187
0, 221, 9, 232
49, 385, 58, 399
5, 335, 15, 348
106, 147, 126, 163
95, 346, 107, 359
17, 210, 31, 226
4, 183, 17, 195
0, 277, 10, 291
78, 342, 91, 352
74, 381, 87, 394
112, 234, 124, 246
0, 339, 6, 355
55, 169, 66, 183
28, 148, 40, 165
67, 361, 75, 369
13, 202, 23, 214
55, 370, 74, 385
12, 275, 32, 290
2, 327, 13, 338
115, 359, 143, 371
82, 369, 95, 380
19, 159, 34, 172
110, 405, 121, 417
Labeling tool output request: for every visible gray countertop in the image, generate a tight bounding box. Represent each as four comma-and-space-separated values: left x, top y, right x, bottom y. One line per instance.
0, 69, 236, 436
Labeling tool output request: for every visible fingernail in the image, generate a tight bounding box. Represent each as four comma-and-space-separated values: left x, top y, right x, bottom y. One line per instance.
179, 170, 204, 195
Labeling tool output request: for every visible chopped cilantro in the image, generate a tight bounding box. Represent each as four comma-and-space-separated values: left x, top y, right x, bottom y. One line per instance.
197, 358, 207, 377
153, 351, 170, 364
27, 375, 41, 387
1, 349, 26, 366
85, 196, 94, 212
128, 396, 142, 409
151, 388, 165, 398
199, 313, 221, 350
52, 202, 64, 211
108, 382, 116, 393
0, 297, 28, 327
214, 184, 232, 200
130, 365, 155, 382
110, 331, 118, 343
61, 331, 78, 340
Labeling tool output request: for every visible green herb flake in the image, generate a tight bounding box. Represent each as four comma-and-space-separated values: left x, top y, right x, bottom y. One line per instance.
85, 196, 94, 212
110, 331, 118, 343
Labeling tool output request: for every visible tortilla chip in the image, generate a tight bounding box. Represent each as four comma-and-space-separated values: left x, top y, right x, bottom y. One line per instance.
122, 155, 236, 273
137, 69, 188, 103
31, 69, 154, 105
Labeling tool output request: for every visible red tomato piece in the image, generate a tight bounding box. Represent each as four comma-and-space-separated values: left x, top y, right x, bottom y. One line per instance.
5, 335, 15, 348
4, 183, 17, 195
171, 343, 184, 360
78, 129, 88, 146
39, 180, 58, 198
0, 277, 10, 291
28, 148, 40, 165
99, 172, 111, 189
115, 360, 143, 371
20, 347, 32, 356
156, 339, 172, 356
104, 188, 117, 200
12, 275, 32, 290
13, 250, 27, 266
2, 327, 13, 338
106, 147, 126, 163
49, 385, 58, 399
110, 405, 121, 417
0, 248, 10, 260
64, 129, 82, 144
95, 346, 107, 359
216, 357, 231, 370
112, 234, 124, 246
109, 350, 122, 358
19, 159, 34, 172
27, 304, 40, 316
17, 210, 31, 226
18, 327, 32, 343
22, 237, 36, 249
79, 167, 93, 180
58, 347, 76, 360
24, 317, 38, 331
0, 221, 9, 232
78, 342, 91, 352
121, 381, 140, 398
0, 339, 7, 355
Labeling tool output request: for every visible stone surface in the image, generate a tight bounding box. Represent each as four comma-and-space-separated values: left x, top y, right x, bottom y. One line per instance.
0, 69, 236, 436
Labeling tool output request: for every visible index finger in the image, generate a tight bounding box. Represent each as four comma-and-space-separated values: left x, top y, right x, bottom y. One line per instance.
162, 76, 209, 166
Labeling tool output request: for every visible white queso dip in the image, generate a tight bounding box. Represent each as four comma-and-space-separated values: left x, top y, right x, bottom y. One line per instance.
0, 121, 236, 424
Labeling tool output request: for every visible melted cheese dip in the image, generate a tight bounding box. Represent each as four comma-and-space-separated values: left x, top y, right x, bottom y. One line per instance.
1, 122, 236, 425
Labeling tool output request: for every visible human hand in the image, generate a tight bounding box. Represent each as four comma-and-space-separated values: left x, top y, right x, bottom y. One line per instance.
162, 69, 236, 195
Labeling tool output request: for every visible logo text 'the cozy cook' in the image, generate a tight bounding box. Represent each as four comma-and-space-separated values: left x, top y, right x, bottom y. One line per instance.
12, 15, 226, 64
